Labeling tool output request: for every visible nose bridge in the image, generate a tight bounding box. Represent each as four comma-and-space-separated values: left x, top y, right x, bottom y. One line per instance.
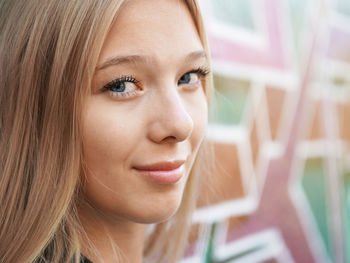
148, 86, 193, 143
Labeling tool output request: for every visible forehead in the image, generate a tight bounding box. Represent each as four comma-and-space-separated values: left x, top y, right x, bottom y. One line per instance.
97, 0, 203, 66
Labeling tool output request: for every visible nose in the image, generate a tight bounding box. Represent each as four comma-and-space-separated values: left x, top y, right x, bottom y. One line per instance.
147, 88, 193, 144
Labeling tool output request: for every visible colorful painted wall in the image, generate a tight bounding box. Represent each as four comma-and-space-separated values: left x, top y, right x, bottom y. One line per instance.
182, 0, 350, 262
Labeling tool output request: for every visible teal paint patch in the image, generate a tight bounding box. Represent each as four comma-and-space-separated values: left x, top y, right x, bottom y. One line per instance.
202, 223, 266, 263
337, 0, 350, 18
343, 170, 350, 262
210, 75, 251, 126
213, 246, 265, 263
204, 223, 216, 263
211, 0, 255, 31
301, 158, 333, 260
288, 0, 308, 55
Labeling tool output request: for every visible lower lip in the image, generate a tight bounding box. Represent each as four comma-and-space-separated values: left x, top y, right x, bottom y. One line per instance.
134, 165, 184, 184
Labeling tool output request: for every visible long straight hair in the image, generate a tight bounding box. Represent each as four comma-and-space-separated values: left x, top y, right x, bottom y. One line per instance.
0, 0, 212, 262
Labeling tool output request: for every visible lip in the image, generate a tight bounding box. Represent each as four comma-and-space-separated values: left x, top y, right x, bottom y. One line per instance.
133, 160, 185, 184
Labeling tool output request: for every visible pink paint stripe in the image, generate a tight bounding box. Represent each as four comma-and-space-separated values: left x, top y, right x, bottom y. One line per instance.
209, 0, 288, 70
327, 27, 350, 62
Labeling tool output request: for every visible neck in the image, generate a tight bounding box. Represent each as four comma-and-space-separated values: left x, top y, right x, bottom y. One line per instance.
78, 204, 147, 263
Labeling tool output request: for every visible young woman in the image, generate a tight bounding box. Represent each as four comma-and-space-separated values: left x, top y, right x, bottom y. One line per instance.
0, 0, 212, 262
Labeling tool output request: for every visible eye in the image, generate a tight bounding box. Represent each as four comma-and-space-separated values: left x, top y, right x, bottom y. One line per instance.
108, 81, 134, 93
102, 76, 142, 99
178, 72, 199, 85
178, 67, 210, 86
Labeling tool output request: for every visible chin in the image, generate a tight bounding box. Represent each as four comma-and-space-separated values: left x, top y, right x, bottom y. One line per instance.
133, 208, 179, 224
128, 192, 184, 224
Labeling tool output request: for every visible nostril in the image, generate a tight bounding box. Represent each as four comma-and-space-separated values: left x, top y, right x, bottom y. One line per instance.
147, 116, 193, 144
146, 91, 194, 144
160, 135, 178, 143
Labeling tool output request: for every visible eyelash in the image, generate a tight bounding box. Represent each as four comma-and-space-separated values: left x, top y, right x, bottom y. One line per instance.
188, 67, 210, 78
101, 75, 141, 99
101, 66, 210, 99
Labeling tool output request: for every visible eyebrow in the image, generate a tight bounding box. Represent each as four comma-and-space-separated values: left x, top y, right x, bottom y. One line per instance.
96, 50, 207, 71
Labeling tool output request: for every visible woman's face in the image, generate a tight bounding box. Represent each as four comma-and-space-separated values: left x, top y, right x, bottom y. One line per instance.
82, 0, 208, 224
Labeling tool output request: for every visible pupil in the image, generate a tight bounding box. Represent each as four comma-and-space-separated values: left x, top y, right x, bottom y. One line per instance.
179, 73, 191, 84
111, 82, 126, 92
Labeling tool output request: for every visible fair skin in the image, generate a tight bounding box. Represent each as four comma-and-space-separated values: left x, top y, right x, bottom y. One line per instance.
79, 0, 208, 262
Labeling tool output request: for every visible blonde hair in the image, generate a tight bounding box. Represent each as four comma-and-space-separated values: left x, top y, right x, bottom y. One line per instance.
0, 0, 212, 262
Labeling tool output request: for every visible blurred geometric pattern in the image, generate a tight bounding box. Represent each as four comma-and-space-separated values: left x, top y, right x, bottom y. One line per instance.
182, 0, 350, 262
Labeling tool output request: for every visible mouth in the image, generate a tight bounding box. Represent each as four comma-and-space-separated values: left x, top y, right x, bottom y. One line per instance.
132, 160, 185, 184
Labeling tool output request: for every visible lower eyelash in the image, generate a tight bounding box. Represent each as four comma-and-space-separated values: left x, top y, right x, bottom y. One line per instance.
108, 90, 138, 98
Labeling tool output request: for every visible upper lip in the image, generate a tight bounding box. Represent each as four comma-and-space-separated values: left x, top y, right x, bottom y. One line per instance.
133, 160, 185, 171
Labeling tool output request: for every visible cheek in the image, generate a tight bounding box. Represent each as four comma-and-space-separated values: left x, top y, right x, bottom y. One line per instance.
188, 90, 208, 150
80, 99, 145, 215
79, 92, 208, 223
81, 99, 142, 178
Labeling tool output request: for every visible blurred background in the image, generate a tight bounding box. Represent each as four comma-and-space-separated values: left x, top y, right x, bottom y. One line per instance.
182, 0, 350, 262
